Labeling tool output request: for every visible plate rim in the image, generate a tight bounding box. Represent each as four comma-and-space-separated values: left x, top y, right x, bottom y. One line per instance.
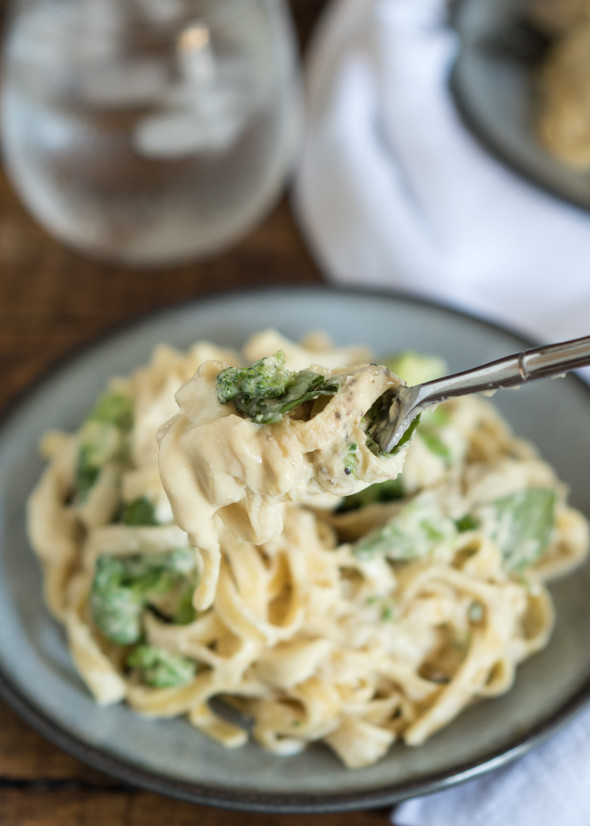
2, 282, 590, 813
449, 0, 590, 215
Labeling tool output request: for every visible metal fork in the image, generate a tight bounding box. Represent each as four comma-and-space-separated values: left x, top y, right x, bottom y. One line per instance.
368, 335, 590, 454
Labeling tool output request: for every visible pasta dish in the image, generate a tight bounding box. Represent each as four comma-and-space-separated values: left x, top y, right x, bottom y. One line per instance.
27, 331, 589, 768
525, 0, 590, 166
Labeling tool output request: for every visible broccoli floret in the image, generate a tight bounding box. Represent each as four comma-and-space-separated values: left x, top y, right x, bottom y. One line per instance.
121, 497, 159, 526
217, 351, 291, 404
338, 477, 405, 513
366, 354, 454, 459
455, 514, 479, 532
90, 548, 196, 644
75, 424, 123, 500
417, 426, 452, 463
74, 391, 134, 501
172, 581, 198, 625
481, 487, 556, 571
412, 406, 455, 465
126, 645, 196, 688
353, 495, 457, 561
216, 351, 341, 424
88, 391, 134, 431
89, 556, 145, 645
384, 352, 446, 385
75, 445, 102, 499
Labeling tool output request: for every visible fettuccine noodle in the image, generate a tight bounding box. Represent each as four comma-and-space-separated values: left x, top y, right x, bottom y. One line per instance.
27, 331, 589, 768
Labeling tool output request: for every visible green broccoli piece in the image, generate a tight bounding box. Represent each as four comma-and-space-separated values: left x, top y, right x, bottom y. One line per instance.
90, 556, 145, 645
121, 497, 159, 526
455, 514, 479, 532
217, 351, 291, 403
126, 645, 196, 688
480, 487, 556, 571
353, 495, 457, 561
367, 353, 450, 459
413, 405, 455, 464
75, 445, 102, 499
75, 427, 122, 500
74, 391, 134, 501
87, 391, 134, 431
383, 353, 453, 462
417, 426, 453, 464
384, 352, 446, 385
338, 477, 405, 513
172, 581, 198, 625
216, 351, 341, 424
90, 548, 196, 644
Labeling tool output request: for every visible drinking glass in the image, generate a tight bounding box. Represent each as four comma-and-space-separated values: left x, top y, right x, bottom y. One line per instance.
1, 0, 301, 265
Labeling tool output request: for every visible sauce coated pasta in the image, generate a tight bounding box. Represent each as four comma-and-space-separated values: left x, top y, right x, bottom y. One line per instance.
27, 331, 589, 768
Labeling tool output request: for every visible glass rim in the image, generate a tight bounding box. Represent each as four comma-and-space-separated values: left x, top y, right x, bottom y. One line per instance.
7, 0, 271, 44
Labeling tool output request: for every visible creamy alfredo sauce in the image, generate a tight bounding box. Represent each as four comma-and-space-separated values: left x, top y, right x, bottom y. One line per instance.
157, 360, 406, 609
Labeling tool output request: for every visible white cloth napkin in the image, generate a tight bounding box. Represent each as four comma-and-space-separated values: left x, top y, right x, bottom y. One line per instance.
393, 707, 590, 826
294, 0, 590, 345
293, 2, 590, 824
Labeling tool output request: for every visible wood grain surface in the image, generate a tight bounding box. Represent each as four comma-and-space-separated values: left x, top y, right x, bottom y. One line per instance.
0, 1, 398, 822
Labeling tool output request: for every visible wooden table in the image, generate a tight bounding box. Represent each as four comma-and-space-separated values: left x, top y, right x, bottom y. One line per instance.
0, 2, 394, 822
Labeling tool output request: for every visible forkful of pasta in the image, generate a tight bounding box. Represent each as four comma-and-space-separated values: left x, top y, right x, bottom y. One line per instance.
367, 334, 590, 454
157, 331, 590, 610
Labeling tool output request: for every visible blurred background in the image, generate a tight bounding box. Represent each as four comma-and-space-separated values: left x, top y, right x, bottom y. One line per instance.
2, 0, 590, 413
0, 0, 322, 413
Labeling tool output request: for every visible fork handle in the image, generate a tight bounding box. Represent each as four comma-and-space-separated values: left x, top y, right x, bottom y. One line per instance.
414, 333, 590, 410
371, 334, 590, 454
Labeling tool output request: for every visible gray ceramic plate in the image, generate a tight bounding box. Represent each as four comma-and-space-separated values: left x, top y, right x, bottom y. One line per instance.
1, 286, 590, 813
451, 0, 590, 211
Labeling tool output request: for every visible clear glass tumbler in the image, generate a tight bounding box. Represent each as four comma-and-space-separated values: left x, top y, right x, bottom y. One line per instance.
1, 0, 301, 265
